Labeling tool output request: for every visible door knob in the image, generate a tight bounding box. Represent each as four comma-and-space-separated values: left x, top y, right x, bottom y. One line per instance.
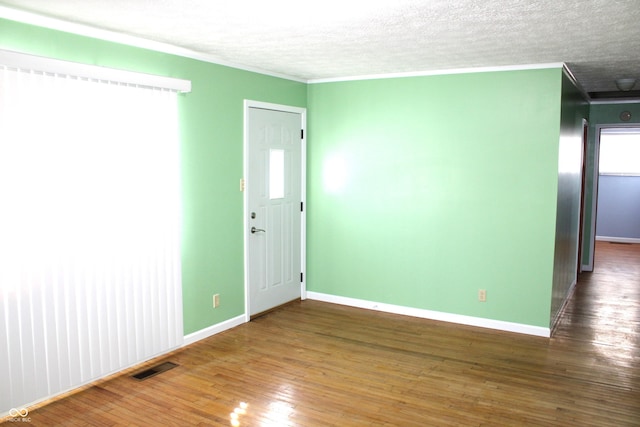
251, 226, 266, 234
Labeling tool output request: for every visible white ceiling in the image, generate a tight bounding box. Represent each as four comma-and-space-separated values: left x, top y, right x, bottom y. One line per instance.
1, 0, 639, 95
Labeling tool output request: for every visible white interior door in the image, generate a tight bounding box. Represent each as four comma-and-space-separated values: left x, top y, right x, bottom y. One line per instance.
245, 102, 305, 317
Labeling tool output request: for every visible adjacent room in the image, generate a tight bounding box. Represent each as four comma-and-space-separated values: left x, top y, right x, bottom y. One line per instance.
1, 1, 639, 425
595, 127, 640, 243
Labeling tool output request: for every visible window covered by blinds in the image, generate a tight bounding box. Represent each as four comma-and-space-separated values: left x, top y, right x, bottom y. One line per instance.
0, 53, 187, 414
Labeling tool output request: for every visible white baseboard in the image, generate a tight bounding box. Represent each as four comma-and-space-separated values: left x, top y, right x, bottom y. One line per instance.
581, 264, 593, 272
596, 236, 640, 244
306, 291, 550, 338
551, 279, 577, 333
183, 315, 246, 346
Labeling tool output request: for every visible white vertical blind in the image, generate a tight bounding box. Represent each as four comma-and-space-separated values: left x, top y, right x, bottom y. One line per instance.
0, 60, 184, 413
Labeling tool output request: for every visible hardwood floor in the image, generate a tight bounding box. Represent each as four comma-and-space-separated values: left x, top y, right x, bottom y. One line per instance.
4, 241, 639, 426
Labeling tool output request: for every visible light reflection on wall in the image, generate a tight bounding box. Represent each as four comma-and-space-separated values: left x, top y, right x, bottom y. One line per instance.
557, 134, 582, 175
322, 153, 349, 194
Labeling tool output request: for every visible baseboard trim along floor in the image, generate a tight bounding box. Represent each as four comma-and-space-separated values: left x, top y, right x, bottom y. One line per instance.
306, 291, 551, 337
183, 314, 246, 346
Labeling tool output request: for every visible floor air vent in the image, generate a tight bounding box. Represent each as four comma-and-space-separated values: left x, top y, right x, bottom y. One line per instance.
132, 361, 178, 381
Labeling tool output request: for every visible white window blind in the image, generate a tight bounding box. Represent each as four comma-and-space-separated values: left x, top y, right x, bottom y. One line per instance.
0, 51, 188, 414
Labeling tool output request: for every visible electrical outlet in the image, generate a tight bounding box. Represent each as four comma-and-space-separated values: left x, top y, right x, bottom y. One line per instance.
213, 294, 220, 308
478, 289, 487, 302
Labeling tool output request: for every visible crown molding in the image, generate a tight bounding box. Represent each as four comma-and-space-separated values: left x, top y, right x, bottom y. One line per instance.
308, 63, 565, 84
0, 5, 306, 83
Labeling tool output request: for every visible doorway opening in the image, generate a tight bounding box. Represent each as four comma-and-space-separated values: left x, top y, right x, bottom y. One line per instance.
587, 125, 640, 270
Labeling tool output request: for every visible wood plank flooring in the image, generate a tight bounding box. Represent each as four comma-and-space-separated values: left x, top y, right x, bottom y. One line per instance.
3, 241, 639, 426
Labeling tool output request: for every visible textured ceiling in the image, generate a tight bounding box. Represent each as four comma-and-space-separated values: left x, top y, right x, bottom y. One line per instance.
1, 0, 639, 95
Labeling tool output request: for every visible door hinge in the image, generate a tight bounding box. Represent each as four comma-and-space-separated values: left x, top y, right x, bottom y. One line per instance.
300, 202, 304, 212
300, 272, 304, 282
301, 129, 304, 139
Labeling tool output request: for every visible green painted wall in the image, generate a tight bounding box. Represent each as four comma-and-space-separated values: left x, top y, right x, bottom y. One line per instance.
307, 69, 563, 328
582, 102, 640, 267
0, 18, 307, 335
2, 16, 583, 333
550, 72, 589, 323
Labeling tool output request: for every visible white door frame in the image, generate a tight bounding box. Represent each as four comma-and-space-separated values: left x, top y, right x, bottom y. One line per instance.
243, 100, 307, 322
584, 123, 640, 271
